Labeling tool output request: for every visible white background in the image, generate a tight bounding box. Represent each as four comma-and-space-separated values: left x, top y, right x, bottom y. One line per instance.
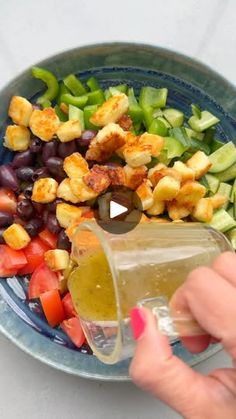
0, 0, 234, 417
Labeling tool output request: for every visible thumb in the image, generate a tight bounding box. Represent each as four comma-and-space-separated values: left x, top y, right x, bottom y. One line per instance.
129, 307, 209, 416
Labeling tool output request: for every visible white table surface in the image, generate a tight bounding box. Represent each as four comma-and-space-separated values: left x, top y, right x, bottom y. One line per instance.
0, 0, 234, 417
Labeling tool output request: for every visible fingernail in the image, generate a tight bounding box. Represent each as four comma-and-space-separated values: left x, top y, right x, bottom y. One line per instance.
130, 307, 146, 340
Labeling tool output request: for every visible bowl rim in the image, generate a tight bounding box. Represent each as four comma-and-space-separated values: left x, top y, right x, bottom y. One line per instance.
0, 41, 233, 380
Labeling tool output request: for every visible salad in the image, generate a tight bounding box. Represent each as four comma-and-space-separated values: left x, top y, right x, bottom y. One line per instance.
0, 67, 236, 352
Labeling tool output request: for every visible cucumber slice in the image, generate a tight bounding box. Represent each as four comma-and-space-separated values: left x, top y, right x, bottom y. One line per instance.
157, 116, 171, 129
188, 111, 220, 132
185, 127, 204, 141
163, 137, 186, 159
230, 179, 236, 203
152, 109, 163, 118
217, 182, 232, 210
209, 208, 236, 233
226, 228, 236, 249
208, 142, 236, 173
233, 192, 236, 219
215, 161, 236, 182
205, 174, 220, 194
162, 108, 184, 128
227, 205, 234, 218
69, 105, 85, 130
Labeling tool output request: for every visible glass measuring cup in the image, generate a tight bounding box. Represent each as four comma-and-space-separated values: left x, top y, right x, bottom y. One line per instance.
68, 221, 231, 364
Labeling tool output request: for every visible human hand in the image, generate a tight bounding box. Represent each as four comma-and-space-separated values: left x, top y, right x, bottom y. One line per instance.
129, 252, 236, 418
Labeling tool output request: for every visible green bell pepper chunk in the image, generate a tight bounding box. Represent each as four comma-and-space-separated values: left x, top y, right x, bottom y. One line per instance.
179, 151, 194, 162
109, 84, 128, 95
189, 138, 211, 155
84, 105, 99, 130
60, 93, 88, 109
142, 106, 154, 129
54, 105, 68, 122
57, 83, 70, 105
32, 66, 59, 105
63, 74, 87, 96
203, 127, 215, 145
86, 77, 100, 92
139, 86, 168, 109
148, 118, 168, 136
69, 105, 85, 130
211, 138, 225, 153
128, 88, 143, 124
41, 100, 51, 109
87, 89, 105, 105
191, 103, 201, 119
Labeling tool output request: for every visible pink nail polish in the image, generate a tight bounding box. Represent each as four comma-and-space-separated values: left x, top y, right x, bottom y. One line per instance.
130, 307, 146, 340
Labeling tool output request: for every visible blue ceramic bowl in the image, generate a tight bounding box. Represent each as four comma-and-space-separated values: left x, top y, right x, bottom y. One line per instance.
0, 43, 236, 381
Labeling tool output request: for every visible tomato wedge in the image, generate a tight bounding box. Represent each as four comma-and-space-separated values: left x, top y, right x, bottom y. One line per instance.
0, 245, 27, 270
0, 188, 17, 214
62, 292, 77, 318
28, 262, 60, 299
61, 317, 85, 348
40, 289, 65, 327
39, 229, 57, 249
18, 237, 51, 275
0, 259, 18, 278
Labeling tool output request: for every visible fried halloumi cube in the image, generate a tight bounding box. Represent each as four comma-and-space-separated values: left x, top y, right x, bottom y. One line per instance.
3, 223, 31, 250
105, 166, 125, 186
172, 161, 195, 183
56, 120, 81, 142
139, 133, 164, 157
83, 167, 111, 194
167, 201, 191, 220
124, 164, 147, 190
57, 178, 80, 203
8, 96, 33, 127
4, 125, 31, 151
63, 152, 89, 178
186, 151, 212, 179
134, 180, 154, 210
117, 114, 133, 131
208, 194, 228, 209
86, 123, 126, 162
146, 200, 165, 216
123, 144, 152, 167
148, 166, 182, 187
29, 107, 60, 141
32, 178, 58, 203
153, 176, 180, 201
44, 249, 70, 271
90, 93, 129, 126
175, 181, 206, 207
192, 198, 213, 222
56, 203, 83, 228
70, 178, 98, 202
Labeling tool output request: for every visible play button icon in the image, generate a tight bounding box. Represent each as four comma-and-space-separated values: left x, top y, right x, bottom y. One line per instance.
110, 200, 128, 219
96, 186, 142, 234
